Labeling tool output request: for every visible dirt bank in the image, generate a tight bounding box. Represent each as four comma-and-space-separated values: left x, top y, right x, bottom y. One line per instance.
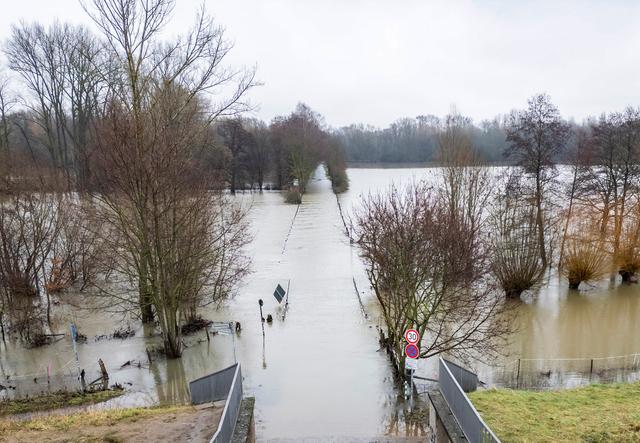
0, 404, 222, 442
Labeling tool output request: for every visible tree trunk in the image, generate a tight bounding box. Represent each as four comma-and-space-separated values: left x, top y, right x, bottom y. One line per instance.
535, 173, 547, 267
164, 324, 182, 358
138, 254, 154, 323
505, 288, 524, 299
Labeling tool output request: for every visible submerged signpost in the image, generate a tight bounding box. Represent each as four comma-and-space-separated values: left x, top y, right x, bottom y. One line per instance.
273, 284, 286, 303
404, 329, 420, 397
70, 323, 82, 388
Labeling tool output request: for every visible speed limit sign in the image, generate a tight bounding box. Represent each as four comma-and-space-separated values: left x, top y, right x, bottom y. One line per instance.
404, 329, 419, 344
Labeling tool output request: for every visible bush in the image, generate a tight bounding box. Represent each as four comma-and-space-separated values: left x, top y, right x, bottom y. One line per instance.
284, 188, 302, 204
490, 187, 545, 299
562, 237, 608, 289
617, 242, 640, 282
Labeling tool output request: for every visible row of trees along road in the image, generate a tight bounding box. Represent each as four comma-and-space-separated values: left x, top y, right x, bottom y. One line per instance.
215, 104, 349, 200
353, 94, 640, 373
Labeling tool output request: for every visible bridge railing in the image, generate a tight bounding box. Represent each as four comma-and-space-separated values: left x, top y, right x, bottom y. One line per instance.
189, 363, 243, 443
439, 358, 501, 443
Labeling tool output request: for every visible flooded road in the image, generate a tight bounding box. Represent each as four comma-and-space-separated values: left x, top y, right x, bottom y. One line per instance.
2, 166, 640, 438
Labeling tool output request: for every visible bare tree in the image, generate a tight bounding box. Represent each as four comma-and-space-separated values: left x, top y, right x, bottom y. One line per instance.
0, 72, 16, 163
5, 22, 107, 189
506, 93, 570, 267
490, 171, 545, 298
82, 0, 256, 328
245, 119, 271, 191
578, 109, 640, 272
353, 183, 513, 374
0, 191, 63, 341
217, 117, 254, 193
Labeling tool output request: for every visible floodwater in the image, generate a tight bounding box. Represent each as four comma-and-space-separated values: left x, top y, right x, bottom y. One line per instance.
2, 166, 640, 439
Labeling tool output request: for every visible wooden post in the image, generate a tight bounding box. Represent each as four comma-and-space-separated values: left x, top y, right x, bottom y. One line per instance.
0, 311, 5, 343
590, 359, 594, 377
516, 359, 521, 389
98, 358, 109, 390
80, 369, 86, 392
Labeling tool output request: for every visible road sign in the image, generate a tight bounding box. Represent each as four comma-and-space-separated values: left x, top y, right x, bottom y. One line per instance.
273, 284, 286, 303
404, 329, 419, 344
405, 343, 419, 359
405, 357, 418, 371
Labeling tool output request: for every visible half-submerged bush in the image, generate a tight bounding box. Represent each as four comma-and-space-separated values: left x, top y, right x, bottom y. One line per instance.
617, 242, 640, 282
562, 237, 608, 289
325, 144, 349, 194
285, 188, 302, 204
490, 183, 545, 299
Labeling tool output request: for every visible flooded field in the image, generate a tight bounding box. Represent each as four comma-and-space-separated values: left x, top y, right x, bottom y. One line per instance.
2, 166, 640, 439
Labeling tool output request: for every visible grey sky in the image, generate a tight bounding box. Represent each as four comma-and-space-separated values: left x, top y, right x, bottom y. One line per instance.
1, 0, 639, 128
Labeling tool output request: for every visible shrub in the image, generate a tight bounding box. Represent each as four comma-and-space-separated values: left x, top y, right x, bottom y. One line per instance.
562, 237, 608, 289
617, 242, 640, 282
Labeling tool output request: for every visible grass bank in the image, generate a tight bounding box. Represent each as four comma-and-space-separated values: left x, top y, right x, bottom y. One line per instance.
0, 404, 217, 443
469, 382, 640, 442
0, 405, 187, 433
0, 389, 123, 416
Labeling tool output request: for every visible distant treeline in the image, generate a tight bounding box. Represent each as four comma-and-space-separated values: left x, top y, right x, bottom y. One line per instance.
333, 113, 601, 164
334, 115, 509, 163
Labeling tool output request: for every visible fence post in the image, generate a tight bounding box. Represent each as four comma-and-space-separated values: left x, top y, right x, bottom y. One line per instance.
590, 359, 594, 377
516, 358, 521, 389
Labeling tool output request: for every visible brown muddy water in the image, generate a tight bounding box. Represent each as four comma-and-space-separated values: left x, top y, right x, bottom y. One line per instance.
1, 166, 640, 440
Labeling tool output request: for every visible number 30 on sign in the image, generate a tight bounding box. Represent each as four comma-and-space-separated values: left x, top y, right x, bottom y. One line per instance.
404, 329, 419, 344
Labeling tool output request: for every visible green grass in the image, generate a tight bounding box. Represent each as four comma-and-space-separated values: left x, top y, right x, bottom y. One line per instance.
0, 389, 123, 416
469, 382, 640, 442
0, 405, 189, 433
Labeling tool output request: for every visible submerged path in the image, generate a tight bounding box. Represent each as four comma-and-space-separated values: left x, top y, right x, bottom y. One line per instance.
211, 166, 424, 441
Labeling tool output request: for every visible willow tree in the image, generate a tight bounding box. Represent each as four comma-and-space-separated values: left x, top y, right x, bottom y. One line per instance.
490, 173, 545, 298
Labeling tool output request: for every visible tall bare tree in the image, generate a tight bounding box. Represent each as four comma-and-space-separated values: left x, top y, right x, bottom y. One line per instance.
5, 22, 107, 189
506, 93, 570, 267
83, 0, 255, 356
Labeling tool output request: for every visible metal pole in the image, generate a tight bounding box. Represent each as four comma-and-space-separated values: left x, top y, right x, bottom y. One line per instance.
70, 324, 81, 387
258, 299, 265, 337
230, 322, 237, 364
282, 280, 291, 321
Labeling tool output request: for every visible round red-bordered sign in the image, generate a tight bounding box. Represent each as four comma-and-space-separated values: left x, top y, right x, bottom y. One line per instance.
405, 343, 419, 359
404, 329, 420, 344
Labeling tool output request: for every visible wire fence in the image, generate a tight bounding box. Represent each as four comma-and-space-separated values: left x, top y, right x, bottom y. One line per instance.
482, 353, 640, 390
0, 357, 101, 399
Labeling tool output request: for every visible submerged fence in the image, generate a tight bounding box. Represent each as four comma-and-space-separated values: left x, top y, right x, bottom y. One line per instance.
189, 363, 243, 443
484, 353, 640, 390
439, 358, 501, 443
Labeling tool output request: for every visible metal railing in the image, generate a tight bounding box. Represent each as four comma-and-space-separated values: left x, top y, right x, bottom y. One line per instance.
189, 363, 243, 443
439, 358, 500, 443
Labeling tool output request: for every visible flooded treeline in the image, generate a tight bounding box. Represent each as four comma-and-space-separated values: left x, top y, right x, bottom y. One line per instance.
350, 94, 640, 373
0, 0, 351, 359
0, 8, 348, 201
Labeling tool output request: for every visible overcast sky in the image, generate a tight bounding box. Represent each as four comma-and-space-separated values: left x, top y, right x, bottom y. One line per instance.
1, 0, 639, 128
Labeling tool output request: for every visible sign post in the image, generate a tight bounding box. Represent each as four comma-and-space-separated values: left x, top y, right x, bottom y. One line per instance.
70, 323, 82, 388
404, 329, 420, 399
273, 284, 286, 303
